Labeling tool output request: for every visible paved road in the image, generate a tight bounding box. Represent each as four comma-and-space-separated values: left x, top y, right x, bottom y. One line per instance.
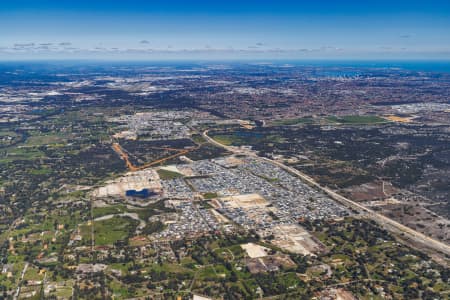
13, 262, 28, 300
202, 130, 450, 261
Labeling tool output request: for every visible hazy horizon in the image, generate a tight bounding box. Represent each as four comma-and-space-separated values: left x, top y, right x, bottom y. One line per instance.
1, 0, 450, 60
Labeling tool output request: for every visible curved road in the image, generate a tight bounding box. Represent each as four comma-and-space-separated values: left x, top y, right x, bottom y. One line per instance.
202, 130, 450, 262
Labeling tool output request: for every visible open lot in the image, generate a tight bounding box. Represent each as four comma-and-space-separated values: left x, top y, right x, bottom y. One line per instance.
241, 243, 270, 258
220, 193, 269, 208
269, 224, 327, 255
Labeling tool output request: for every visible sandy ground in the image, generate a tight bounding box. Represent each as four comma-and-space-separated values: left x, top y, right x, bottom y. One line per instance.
213, 156, 245, 168
343, 180, 398, 202
193, 295, 212, 300
269, 224, 324, 255
241, 243, 269, 258
365, 197, 402, 207
220, 193, 268, 208
385, 115, 415, 123
158, 165, 184, 174
209, 209, 229, 223
92, 169, 161, 198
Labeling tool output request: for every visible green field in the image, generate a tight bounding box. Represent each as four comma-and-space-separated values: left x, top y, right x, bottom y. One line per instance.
29, 167, 52, 175
191, 134, 206, 144
325, 115, 388, 124
0, 130, 21, 147
92, 205, 127, 218
210, 134, 240, 146
1, 146, 45, 162
157, 168, 184, 179
272, 117, 315, 126
82, 216, 139, 246
202, 192, 218, 199
211, 131, 268, 146
25, 132, 67, 146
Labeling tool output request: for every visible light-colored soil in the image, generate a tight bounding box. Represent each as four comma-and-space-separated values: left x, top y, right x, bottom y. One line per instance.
241, 243, 269, 258
269, 224, 326, 255
220, 193, 268, 208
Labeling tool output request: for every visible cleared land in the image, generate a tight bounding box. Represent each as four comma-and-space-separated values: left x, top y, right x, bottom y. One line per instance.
220, 193, 268, 208
270, 224, 325, 255
241, 243, 270, 258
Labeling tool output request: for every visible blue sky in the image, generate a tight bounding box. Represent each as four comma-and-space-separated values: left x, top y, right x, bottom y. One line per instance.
1, 0, 450, 60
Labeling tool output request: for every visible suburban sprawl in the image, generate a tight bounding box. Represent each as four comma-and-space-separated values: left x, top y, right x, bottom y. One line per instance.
0, 62, 449, 299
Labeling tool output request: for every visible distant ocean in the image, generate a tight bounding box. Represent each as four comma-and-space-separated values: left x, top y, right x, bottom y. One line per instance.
284, 60, 450, 73
1, 60, 450, 74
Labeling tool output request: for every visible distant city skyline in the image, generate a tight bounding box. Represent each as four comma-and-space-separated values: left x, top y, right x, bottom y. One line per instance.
1, 0, 450, 60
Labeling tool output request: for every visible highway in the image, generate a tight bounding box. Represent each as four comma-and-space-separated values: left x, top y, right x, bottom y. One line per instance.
202, 130, 450, 262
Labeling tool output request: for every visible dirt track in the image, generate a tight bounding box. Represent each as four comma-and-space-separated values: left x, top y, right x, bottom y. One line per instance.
112, 142, 194, 171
